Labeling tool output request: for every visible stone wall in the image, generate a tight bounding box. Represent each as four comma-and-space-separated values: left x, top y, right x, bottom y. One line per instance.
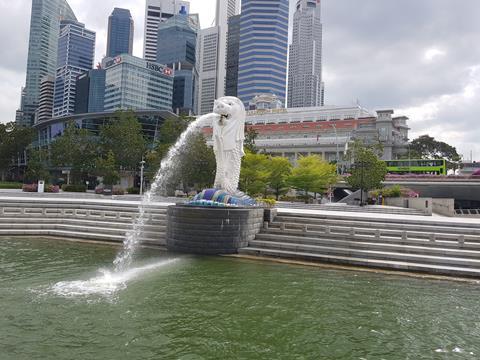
166, 205, 265, 255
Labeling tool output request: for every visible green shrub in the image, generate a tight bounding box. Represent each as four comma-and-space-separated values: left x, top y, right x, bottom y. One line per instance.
127, 187, 140, 194
0, 182, 23, 189
62, 184, 87, 192
256, 198, 277, 208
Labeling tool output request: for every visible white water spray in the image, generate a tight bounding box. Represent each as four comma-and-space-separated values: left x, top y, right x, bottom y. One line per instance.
113, 114, 216, 272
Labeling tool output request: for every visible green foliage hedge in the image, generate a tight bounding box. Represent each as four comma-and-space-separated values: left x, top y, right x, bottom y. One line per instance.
61, 184, 87, 192
0, 182, 23, 189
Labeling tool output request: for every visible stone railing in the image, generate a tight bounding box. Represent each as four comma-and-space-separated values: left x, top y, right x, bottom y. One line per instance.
274, 222, 477, 247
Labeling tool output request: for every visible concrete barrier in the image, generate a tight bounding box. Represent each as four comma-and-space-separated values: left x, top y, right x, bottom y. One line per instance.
385, 197, 432, 215
432, 199, 456, 217
166, 205, 264, 255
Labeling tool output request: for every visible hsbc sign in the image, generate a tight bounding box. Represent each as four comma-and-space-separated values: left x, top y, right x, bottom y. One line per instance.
146, 62, 173, 77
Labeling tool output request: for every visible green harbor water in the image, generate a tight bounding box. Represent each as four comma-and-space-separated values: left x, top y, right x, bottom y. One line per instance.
1, 237, 480, 359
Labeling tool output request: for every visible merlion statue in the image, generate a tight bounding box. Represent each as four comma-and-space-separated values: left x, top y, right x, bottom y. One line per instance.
210, 96, 246, 194
191, 96, 255, 207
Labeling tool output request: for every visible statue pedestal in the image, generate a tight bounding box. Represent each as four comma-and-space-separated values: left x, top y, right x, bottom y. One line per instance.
166, 205, 264, 255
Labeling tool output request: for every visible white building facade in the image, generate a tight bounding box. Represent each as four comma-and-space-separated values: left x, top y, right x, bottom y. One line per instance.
195, 0, 240, 114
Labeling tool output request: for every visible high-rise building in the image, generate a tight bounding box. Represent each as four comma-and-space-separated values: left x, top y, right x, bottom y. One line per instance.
75, 69, 106, 114
107, 8, 134, 58
18, 0, 77, 126
53, 20, 96, 118
225, 15, 241, 97
103, 54, 174, 111
35, 76, 55, 123
196, 0, 240, 114
288, 0, 323, 108
196, 27, 219, 115
237, 0, 289, 107
215, 0, 241, 98
143, 0, 190, 61
157, 11, 198, 114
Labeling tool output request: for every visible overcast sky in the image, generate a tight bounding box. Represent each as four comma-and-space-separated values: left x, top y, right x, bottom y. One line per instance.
1, 0, 479, 160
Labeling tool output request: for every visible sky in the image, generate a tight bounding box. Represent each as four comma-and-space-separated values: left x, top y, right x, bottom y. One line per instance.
0, 0, 479, 160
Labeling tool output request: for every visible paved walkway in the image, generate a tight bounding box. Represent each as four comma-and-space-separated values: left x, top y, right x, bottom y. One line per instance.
278, 208, 480, 226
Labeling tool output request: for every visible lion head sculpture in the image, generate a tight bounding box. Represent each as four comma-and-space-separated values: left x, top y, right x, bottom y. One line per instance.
211, 96, 246, 193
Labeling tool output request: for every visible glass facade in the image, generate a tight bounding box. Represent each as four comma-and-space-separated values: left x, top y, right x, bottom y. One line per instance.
107, 8, 134, 58
157, 14, 198, 114
237, 0, 289, 107
53, 20, 96, 118
103, 54, 174, 112
19, 0, 77, 126
75, 69, 106, 114
34, 110, 178, 148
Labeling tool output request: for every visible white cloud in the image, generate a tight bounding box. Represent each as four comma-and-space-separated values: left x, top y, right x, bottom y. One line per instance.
423, 48, 446, 62
398, 65, 480, 158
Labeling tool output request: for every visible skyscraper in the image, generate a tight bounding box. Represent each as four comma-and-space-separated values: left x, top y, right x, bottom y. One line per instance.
225, 14, 241, 97
288, 0, 324, 108
196, 27, 219, 115
157, 10, 198, 114
18, 0, 77, 126
103, 54, 174, 111
143, 0, 190, 61
107, 8, 134, 58
53, 20, 96, 118
215, 0, 241, 98
237, 0, 289, 107
196, 0, 240, 114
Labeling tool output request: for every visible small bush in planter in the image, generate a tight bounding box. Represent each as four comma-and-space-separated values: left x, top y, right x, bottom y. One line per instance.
127, 187, 140, 194
45, 185, 60, 193
62, 184, 87, 192
22, 183, 38, 192
112, 188, 125, 195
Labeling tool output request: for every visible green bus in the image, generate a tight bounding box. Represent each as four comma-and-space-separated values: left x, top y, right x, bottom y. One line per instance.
385, 159, 446, 175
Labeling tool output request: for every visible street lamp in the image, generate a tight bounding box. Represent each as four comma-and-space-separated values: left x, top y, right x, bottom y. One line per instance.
139, 158, 146, 196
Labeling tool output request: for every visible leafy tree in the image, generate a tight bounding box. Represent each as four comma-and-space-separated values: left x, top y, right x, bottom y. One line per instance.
99, 110, 147, 170
267, 156, 292, 200
0, 122, 35, 180
25, 148, 50, 183
244, 127, 259, 154
409, 135, 461, 163
288, 155, 337, 203
346, 146, 387, 193
176, 133, 216, 192
50, 122, 98, 183
239, 151, 270, 196
95, 150, 120, 186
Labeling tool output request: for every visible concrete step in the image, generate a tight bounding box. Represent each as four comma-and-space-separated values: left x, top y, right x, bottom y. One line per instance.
247, 240, 480, 269
255, 233, 480, 258
0, 229, 166, 246
238, 247, 480, 278
0, 217, 167, 228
